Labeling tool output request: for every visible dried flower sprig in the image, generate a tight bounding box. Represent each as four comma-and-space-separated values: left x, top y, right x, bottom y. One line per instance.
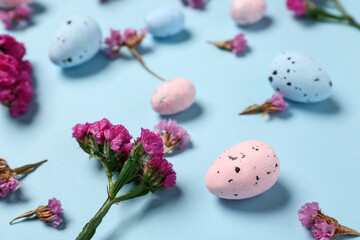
154, 119, 190, 154
287, 0, 360, 30
10, 198, 63, 228
72, 118, 178, 240
0, 4, 32, 30
0, 158, 47, 198
240, 93, 288, 116
209, 33, 248, 56
0, 34, 34, 117
298, 202, 360, 240
104, 28, 164, 81
180, 0, 206, 9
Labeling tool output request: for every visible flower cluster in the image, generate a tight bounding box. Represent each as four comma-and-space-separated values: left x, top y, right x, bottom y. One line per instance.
239, 93, 288, 116
154, 119, 190, 154
142, 156, 176, 190
0, 4, 32, 30
10, 197, 63, 228
137, 128, 164, 157
298, 202, 360, 240
0, 177, 21, 198
286, 0, 307, 16
104, 28, 164, 80
180, 0, 205, 9
209, 33, 248, 56
0, 34, 33, 117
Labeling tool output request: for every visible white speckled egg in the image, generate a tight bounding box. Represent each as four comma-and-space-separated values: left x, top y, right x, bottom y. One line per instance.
229, 0, 267, 25
151, 77, 196, 115
205, 140, 280, 200
49, 15, 102, 68
269, 51, 333, 103
145, 6, 184, 38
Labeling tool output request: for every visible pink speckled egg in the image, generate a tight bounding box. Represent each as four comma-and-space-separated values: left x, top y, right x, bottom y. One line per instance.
205, 140, 280, 200
151, 77, 196, 115
229, 0, 267, 26
0, 0, 35, 8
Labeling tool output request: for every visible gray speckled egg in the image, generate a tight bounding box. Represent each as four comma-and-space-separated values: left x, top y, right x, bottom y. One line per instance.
269, 51, 333, 103
49, 15, 102, 68
145, 6, 184, 38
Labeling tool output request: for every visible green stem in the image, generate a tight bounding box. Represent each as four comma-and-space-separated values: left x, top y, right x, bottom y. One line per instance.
75, 198, 114, 240
115, 182, 150, 202
333, 0, 348, 17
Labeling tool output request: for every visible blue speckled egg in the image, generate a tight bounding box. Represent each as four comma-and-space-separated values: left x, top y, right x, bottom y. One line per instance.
269, 51, 333, 103
145, 6, 184, 38
49, 15, 102, 68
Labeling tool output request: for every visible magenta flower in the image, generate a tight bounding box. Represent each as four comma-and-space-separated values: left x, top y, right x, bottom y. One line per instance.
0, 4, 32, 30
88, 118, 113, 144
123, 28, 137, 41
154, 119, 190, 154
0, 34, 33, 117
104, 29, 123, 59
270, 93, 288, 112
0, 177, 21, 198
180, 0, 205, 9
311, 219, 335, 240
144, 156, 176, 189
105, 125, 133, 154
137, 128, 164, 157
72, 123, 90, 140
286, 0, 307, 16
47, 198, 63, 228
298, 202, 320, 228
229, 33, 248, 55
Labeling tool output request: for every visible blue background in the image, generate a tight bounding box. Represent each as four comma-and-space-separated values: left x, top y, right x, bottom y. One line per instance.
1, 0, 360, 239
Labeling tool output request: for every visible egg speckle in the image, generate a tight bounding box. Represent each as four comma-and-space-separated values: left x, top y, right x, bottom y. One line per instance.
145, 6, 185, 38
205, 140, 280, 200
269, 51, 333, 103
49, 15, 102, 68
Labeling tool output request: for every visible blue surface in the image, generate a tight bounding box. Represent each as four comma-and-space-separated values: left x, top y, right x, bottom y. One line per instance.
1, 0, 360, 239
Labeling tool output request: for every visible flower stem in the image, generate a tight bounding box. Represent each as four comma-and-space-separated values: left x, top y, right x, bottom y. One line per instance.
75, 198, 114, 240
128, 47, 165, 81
115, 182, 150, 202
333, 0, 360, 29
12, 160, 47, 176
10, 210, 36, 224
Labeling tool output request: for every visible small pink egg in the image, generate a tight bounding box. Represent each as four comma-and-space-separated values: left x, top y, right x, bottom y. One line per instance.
151, 77, 196, 115
205, 140, 280, 200
229, 0, 267, 26
0, 0, 35, 8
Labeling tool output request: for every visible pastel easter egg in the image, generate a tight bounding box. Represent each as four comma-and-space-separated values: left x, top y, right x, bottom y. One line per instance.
205, 140, 280, 200
229, 0, 267, 25
151, 77, 196, 115
49, 15, 102, 68
145, 6, 185, 38
269, 51, 333, 103
0, 0, 34, 8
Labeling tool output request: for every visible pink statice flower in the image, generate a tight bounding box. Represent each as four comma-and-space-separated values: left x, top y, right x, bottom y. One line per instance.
286, 0, 307, 16
270, 93, 288, 112
144, 156, 176, 189
311, 219, 335, 240
104, 29, 123, 59
0, 4, 32, 30
180, 0, 205, 9
72, 123, 90, 140
154, 119, 190, 153
298, 202, 321, 228
0, 34, 33, 117
0, 177, 22, 198
105, 125, 133, 154
123, 28, 137, 41
137, 128, 164, 157
47, 198, 63, 228
229, 33, 247, 55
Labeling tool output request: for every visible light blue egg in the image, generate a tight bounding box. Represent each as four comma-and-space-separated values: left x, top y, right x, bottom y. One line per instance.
49, 15, 102, 68
145, 6, 184, 38
269, 51, 333, 103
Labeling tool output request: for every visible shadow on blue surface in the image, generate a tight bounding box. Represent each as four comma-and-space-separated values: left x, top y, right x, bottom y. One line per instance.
62, 52, 110, 79
152, 29, 192, 44
0, 188, 29, 204
104, 186, 182, 240
290, 97, 340, 115
238, 16, 273, 32
160, 102, 204, 123
218, 181, 290, 212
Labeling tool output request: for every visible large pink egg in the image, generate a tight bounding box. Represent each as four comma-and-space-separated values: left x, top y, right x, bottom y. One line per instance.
151, 77, 196, 115
229, 0, 267, 25
0, 0, 35, 8
205, 140, 280, 200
